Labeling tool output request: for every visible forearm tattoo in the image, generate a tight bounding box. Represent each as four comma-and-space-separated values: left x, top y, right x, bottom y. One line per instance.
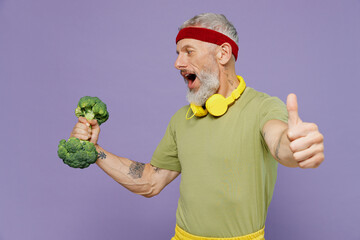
128, 162, 145, 179
98, 151, 107, 159
153, 166, 161, 173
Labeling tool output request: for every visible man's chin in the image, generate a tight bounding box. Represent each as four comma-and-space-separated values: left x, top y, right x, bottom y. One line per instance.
185, 72, 219, 106
186, 91, 210, 106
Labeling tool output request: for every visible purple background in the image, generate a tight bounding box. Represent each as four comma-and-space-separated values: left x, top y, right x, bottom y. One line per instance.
0, 0, 359, 239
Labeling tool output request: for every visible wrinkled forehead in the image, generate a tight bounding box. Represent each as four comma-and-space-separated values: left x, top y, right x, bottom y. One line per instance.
176, 38, 215, 53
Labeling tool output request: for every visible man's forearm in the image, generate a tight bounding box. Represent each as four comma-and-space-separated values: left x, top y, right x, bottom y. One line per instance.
273, 128, 298, 167
95, 145, 158, 197
263, 120, 298, 168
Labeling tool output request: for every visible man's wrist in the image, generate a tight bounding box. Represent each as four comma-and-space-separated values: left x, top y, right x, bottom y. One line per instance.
95, 145, 107, 160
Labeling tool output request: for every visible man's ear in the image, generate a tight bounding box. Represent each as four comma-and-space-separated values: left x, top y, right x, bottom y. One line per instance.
216, 43, 232, 65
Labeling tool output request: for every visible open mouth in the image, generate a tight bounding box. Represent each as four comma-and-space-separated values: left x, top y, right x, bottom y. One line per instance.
184, 73, 197, 82
181, 71, 198, 89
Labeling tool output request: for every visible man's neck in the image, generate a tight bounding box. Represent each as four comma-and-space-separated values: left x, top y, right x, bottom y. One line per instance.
217, 70, 240, 98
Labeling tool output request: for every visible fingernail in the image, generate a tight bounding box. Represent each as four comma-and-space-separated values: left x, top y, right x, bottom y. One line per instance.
86, 123, 90, 127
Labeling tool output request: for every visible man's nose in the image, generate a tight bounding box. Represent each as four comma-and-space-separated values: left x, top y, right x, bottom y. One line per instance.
174, 54, 187, 70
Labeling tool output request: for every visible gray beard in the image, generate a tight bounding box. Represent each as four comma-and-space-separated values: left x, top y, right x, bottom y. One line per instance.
186, 70, 220, 106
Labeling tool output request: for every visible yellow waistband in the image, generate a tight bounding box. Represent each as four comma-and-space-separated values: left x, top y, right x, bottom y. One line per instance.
171, 225, 265, 240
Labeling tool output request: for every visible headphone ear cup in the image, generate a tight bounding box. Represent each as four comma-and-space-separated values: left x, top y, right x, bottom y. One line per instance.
205, 94, 228, 117
190, 103, 208, 117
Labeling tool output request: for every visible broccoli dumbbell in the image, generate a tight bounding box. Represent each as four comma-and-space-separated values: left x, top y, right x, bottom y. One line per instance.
58, 96, 109, 169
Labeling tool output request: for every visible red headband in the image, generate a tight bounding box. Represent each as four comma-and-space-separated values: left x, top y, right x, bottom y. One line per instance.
176, 27, 239, 61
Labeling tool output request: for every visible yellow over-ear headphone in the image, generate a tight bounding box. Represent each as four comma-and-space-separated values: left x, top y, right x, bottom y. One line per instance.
186, 75, 246, 119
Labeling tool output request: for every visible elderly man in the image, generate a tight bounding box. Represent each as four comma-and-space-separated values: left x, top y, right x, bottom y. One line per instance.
70, 13, 324, 240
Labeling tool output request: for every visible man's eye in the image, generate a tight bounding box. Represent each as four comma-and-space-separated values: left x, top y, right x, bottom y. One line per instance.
187, 50, 193, 54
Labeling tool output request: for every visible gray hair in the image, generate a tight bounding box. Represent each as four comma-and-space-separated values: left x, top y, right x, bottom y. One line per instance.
179, 13, 239, 45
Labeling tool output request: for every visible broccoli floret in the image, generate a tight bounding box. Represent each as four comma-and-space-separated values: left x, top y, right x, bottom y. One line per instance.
75, 96, 109, 125
57, 137, 98, 169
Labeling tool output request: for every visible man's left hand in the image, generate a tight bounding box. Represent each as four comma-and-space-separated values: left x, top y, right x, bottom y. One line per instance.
286, 93, 325, 168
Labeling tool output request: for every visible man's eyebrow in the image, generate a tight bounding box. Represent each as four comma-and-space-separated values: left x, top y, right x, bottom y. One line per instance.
176, 45, 195, 55
182, 44, 194, 50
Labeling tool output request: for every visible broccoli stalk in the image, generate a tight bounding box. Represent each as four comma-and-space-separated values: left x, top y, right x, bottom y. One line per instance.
58, 96, 109, 169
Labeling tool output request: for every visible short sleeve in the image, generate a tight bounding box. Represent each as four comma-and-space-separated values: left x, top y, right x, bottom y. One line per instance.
150, 119, 181, 172
259, 96, 288, 130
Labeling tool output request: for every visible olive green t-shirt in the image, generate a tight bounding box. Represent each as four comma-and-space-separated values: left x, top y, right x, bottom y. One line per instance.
151, 87, 288, 238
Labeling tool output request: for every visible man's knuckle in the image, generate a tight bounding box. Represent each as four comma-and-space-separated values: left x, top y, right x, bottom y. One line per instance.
289, 142, 296, 152
305, 123, 315, 132
74, 129, 82, 134
315, 133, 323, 143
298, 162, 306, 169
309, 123, 318, 131
314, 161, 321, 168
287, 131, 294, 139
293, 153, 301, 161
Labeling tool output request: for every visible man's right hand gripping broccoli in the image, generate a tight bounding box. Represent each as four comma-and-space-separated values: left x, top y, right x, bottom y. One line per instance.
71, 96, 108, 146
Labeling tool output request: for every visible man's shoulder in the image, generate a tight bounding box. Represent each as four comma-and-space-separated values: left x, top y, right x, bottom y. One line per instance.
243, 87, 285, 109
173, 105, 189, 117
168, 105, 189, 124
244, 87, 274, 102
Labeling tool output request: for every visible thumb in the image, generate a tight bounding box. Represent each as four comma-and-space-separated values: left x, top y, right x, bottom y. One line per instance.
78, 116, 90, 127
89, 119, 100, 144
89, 119, 98, 127
286, 93, 301, 129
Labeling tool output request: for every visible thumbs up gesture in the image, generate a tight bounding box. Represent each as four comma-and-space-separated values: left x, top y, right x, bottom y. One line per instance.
286, 94, 324, 168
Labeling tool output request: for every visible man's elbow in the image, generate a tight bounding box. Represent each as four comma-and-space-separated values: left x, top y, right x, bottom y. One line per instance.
134, 180, 163, 198
140, 186, 162, 198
